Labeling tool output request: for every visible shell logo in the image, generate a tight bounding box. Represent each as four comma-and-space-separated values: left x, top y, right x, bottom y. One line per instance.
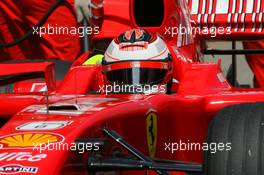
0, 133, 64, 148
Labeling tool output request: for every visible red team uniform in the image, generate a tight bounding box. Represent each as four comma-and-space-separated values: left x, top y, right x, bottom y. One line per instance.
244, 42, 264, 88
0, 0, 80, 61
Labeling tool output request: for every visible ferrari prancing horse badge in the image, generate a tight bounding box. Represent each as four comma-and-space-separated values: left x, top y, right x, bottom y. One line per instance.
146, 112, 157, 158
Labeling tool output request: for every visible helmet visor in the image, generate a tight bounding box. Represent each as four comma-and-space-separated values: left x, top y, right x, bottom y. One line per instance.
106, 68, 167, 85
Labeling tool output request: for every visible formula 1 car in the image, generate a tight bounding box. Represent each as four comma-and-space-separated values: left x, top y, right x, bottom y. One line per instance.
0, 0, 264, 175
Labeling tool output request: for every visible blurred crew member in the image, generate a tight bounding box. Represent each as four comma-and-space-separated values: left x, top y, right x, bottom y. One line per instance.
243, 42, 264, 88
0, 0, 102, 61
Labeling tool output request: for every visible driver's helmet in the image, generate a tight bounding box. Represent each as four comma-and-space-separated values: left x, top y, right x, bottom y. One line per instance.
102, 29, 172, 93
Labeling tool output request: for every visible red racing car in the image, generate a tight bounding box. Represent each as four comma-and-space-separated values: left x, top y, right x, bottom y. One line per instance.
0, 0, 263, 175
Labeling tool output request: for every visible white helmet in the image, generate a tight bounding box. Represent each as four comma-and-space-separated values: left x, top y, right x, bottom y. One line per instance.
104, 29, 170, 62
102, 29, 172, 90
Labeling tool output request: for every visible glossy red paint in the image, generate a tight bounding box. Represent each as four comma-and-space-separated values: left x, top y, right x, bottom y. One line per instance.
0, 0, 263, 174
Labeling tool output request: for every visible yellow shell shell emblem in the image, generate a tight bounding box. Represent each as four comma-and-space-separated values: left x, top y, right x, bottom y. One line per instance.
0, 133, 63, 148
146, 112, 157, 158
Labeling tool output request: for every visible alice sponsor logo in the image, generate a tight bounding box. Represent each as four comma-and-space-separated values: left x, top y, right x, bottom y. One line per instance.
0, 152, 46, 162
0, 164, 38, 174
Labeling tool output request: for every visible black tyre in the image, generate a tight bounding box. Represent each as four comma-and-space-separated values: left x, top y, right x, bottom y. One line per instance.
204, 103, 264, 175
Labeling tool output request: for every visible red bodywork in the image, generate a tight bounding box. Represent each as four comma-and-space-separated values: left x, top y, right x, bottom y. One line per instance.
0, 0, 263, 174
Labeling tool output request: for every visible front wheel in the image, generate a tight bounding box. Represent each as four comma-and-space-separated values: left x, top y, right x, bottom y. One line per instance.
204, 103, 264, 175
